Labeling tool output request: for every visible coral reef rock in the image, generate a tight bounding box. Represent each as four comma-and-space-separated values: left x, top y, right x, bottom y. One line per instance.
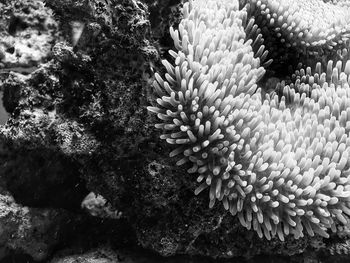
0, 0, 61, 69
0, 190, 72, 261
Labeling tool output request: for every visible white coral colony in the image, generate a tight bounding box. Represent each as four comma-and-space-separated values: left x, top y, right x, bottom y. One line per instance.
147, 0, 350, 241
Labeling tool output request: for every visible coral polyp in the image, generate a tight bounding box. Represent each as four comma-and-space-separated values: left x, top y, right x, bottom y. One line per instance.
148, 0, 350, 241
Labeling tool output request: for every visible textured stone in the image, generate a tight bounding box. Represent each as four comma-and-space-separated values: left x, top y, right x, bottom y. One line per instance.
0, 190, 71, 261
0, 0, 61, 68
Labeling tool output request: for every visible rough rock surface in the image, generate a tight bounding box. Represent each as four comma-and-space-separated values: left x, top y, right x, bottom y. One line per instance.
0, 0, 61, 69
0, 190, 72, 261
50, 248, 122, 263
1, 0, 350, 262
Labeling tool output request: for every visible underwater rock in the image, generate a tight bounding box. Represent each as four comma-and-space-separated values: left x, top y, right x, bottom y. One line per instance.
0, 190, 72, 261
0, 0, 61, 68
50, 247, 124, 263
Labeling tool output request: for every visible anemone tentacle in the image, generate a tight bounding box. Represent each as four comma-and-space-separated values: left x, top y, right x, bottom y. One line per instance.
148, 0, 350, 241
243, 0, 350, 68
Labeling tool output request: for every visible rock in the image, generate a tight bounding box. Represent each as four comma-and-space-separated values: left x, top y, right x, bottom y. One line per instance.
0, 190, 71, 261
50, 247, 122, 263
0, 0, 61, 68
81, 192, 122, 219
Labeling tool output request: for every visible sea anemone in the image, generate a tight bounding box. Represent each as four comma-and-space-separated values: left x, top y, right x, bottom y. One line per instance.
148, 0, 350, 241
243, 0, 350, 68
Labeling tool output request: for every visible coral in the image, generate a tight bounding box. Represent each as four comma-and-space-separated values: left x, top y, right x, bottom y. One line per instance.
148, 0, 350, 241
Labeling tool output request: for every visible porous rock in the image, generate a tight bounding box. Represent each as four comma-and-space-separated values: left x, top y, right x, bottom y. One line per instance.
0, 0, 61, 68
0, 190, 71, 261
